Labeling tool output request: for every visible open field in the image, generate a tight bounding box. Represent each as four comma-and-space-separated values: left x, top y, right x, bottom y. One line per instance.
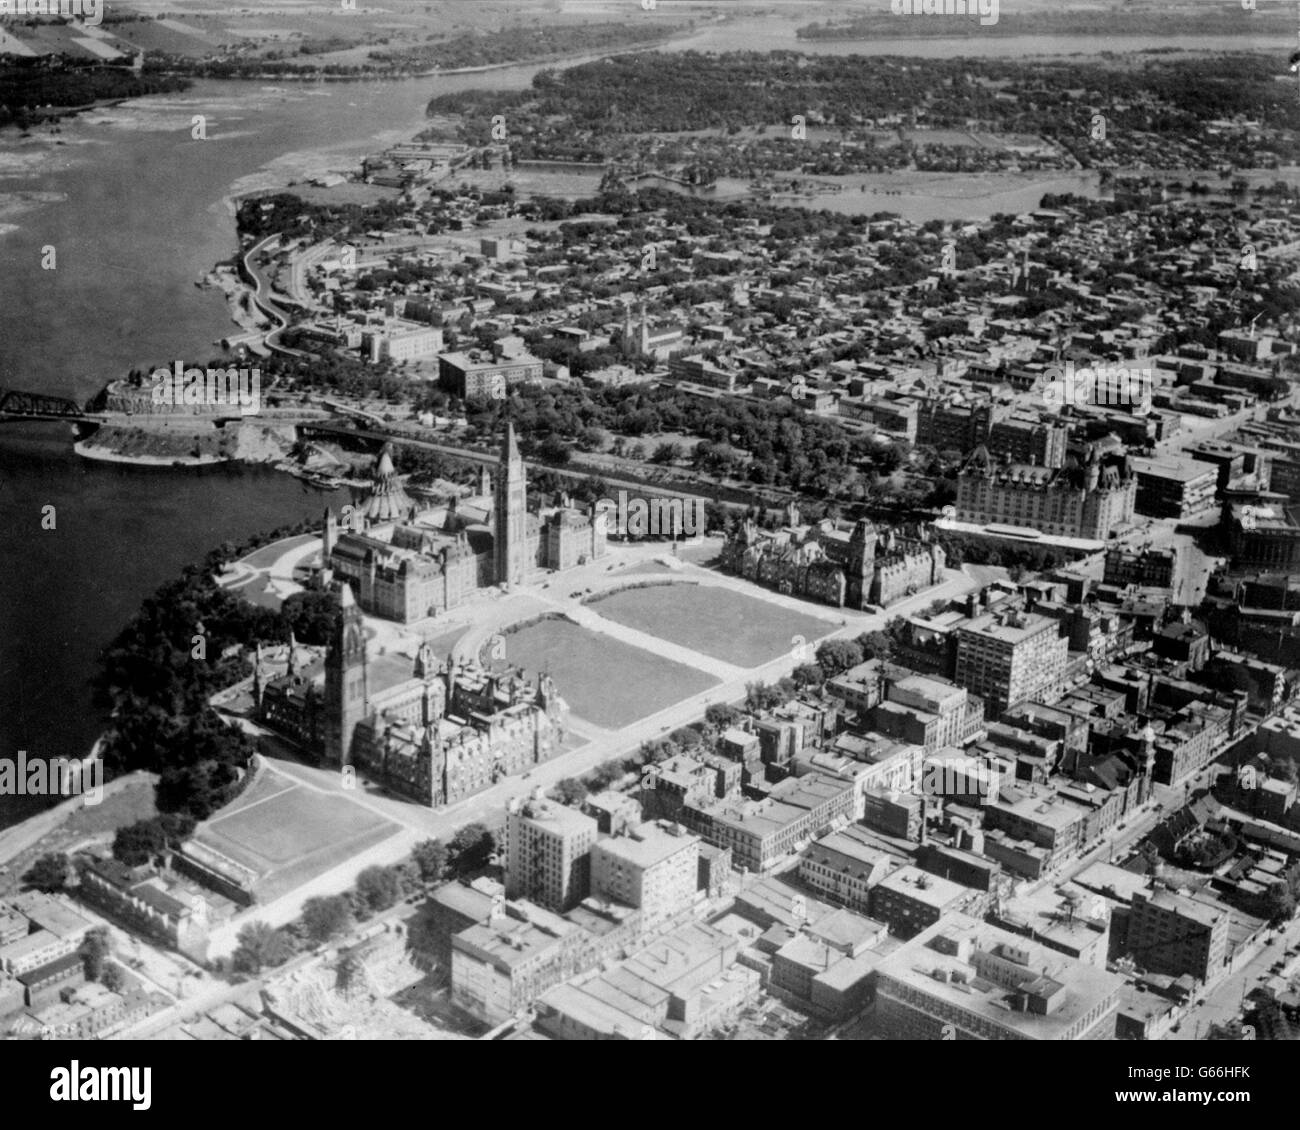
194, 771, 400, 903
493, 616, 719, 729
588, 583, 835, 668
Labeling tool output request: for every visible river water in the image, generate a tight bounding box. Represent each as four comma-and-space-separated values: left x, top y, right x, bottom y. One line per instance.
0, 25, 1282, 828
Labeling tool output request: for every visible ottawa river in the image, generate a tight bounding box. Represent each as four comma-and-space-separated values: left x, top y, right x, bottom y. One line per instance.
0, 22, 1284, 828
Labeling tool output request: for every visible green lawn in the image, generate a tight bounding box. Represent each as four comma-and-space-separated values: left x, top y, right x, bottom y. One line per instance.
493, 617, 719, 729
588, 584, 835, 668
196, 775, 399, 902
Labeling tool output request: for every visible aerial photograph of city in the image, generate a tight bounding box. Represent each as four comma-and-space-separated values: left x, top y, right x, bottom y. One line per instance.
0, 0, 1296, 1104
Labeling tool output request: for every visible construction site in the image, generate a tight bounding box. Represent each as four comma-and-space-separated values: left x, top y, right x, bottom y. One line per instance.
262, 920, 475, 1041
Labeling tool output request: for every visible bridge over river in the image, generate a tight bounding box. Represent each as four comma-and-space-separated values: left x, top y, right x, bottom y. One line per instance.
0, 386, 107, 422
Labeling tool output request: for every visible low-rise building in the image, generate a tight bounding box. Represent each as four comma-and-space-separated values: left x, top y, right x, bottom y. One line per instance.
681, 772, 856, 873
874, 913, 1124, 1040
869, 865, 981, 938
797, 825, 899, 913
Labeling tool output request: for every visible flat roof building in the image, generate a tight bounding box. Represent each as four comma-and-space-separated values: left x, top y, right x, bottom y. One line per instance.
874, 913, 1123, 1040
591, 821, 700, 927
504, 797, 598, 913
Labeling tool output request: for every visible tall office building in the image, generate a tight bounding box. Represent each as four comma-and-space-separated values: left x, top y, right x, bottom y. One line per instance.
504, 797, 598, 912
954, 607, 1069, 714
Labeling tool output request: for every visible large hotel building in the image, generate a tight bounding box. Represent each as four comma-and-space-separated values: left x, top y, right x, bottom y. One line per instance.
956, 446, 1136, 540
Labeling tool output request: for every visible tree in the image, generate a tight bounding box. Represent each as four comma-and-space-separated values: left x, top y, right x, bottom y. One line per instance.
300, 895, 354, 944
112, 819, 167, 867
650, 441, 682, 465
537, 434, 571, 465
815, 639, 864, 677
744, 679, 796, 713
1266, 887, 1296, 925
792, 663, 824, 688
552, 777, 589, 806
101, 963, 127, 994
81, 927, 112, 982
281, 589, 342, 645
355, 865, 403, 913
23, 853, 71, 893
669, 725, 704, 749
704, 703, 741, 731
449, 823, 495, 873
412, 839, 448, 884
854, 630, 894, 663
232, 921, 295, 973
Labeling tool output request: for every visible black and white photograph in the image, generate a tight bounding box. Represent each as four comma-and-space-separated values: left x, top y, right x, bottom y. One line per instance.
0, 0, 1295, 1101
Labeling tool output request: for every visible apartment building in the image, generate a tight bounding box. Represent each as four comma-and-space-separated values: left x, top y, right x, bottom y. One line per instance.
591, 821, 700, 927
504, 798, 599, 913
1128, 889, 1229, 983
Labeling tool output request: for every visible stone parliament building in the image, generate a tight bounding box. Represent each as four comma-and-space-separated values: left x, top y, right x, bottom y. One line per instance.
721, 505, 947, 610
254, 583, 570, 808
249, 424, 590, 807
327, 425, 607, 624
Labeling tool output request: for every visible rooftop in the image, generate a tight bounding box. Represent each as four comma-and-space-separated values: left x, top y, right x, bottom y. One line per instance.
594, 821, 699, 870
874, 865, 969, 910
875, 913, 1123, 1039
